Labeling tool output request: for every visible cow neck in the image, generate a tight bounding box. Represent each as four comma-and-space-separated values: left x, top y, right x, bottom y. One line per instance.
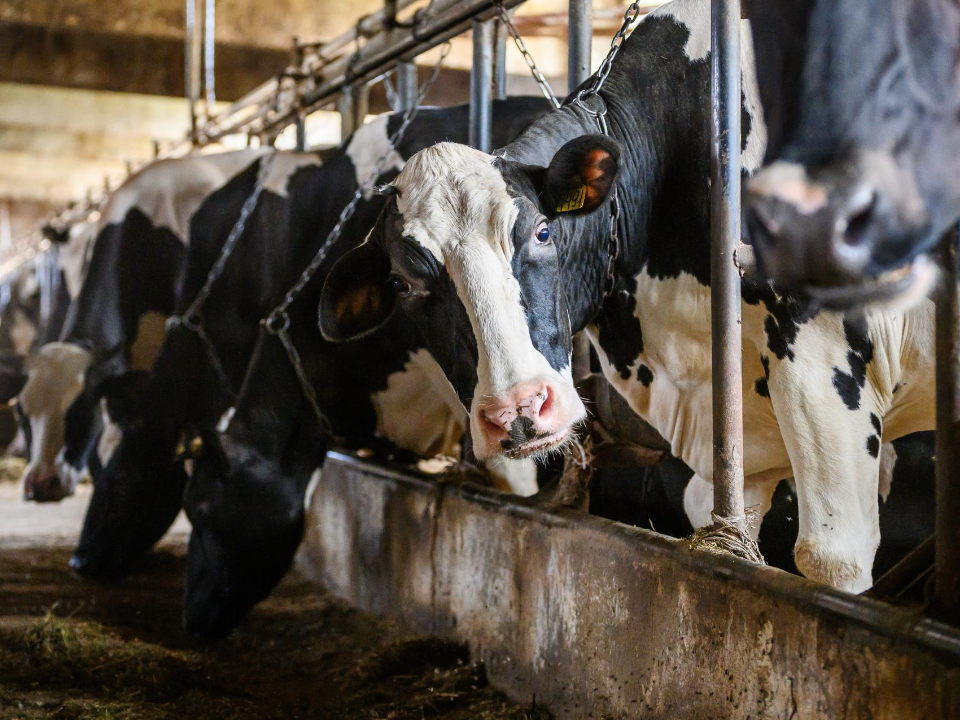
501, 12, 704, 333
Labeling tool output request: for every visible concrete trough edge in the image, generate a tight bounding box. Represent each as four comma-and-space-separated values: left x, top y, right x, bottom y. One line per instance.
299, 451, 960, 719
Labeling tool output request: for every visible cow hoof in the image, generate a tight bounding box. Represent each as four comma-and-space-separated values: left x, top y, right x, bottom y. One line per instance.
794, 539, 873, 593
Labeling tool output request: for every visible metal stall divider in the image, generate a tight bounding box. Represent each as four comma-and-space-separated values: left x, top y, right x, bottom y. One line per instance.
470, 18, 495, 153
697, 0, 762, 562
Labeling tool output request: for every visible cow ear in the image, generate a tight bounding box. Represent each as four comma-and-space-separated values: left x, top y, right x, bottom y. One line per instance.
319, 240, 395, 342
541, 134, 620, 217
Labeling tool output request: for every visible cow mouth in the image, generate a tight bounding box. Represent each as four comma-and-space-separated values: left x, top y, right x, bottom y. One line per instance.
805, 255, 937, 310
500, 428, 570, 460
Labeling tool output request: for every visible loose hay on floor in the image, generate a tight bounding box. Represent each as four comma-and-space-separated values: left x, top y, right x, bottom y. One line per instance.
0, 548, 549, 720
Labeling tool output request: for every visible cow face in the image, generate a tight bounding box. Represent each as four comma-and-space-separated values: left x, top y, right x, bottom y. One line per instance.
744, 0, 960, 308
320, 137, 619, 461
17, 343, 91, 502
70, 373, 186, 579
182, 427, 312, 639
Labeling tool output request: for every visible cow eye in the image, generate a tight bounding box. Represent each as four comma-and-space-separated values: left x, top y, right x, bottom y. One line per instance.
387, 275, 411, 296
534, 223, 550, 245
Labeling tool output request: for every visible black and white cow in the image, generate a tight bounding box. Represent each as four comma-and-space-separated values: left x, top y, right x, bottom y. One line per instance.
72, 100, 551, 599
15, 151, 265, 503
744, 0, 960, 307
2, 222, 98, 499
320, 0, 937, 593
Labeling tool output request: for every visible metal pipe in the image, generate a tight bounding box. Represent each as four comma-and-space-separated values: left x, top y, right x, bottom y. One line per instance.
394, 61, 419, 110
935, 227, 960, 621
568, 0, 592, 92
494, 18, 508, 99
339, 84, 370, 138
295, 113, 307, 151
709, 0, 745, 525
194, 0, 527, 145
204, 0, 216, 107
184, 0, 201, 138
470, 18, 494, 152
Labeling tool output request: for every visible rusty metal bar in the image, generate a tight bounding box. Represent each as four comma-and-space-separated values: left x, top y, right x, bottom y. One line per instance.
469, 19, 494, 152
710, 0, 745, 525
935, 228, 960, 621
568, 0, 592, 92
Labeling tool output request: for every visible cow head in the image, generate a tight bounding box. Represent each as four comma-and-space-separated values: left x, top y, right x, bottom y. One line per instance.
744, 0, 960, 308
69, 372, 187, 579
182, 424, 318, 639
17, 343, 92, 502
320, 137, 619, 461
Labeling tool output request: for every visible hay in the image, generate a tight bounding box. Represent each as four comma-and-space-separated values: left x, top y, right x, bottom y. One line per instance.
0, 457, 25, 484
685, 511, 766, 565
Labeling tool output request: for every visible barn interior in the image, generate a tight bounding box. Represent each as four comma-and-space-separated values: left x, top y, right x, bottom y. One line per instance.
1, 0, 959, 718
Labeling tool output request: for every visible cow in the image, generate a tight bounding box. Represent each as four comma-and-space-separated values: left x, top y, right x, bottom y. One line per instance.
1, 222, 97, 498
70, 100, 551, 606
743, 0, 960, 308
14, 151, 266, 503
319, 0, 937, 593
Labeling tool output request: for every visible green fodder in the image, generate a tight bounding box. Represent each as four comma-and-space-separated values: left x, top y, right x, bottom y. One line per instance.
0, 609, 195, 700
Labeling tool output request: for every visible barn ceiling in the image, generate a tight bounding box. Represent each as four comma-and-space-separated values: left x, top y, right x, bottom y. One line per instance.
0, 0, 665, 259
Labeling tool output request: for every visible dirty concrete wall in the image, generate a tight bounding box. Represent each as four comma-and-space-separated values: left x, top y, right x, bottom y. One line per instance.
299, 453, 960, 719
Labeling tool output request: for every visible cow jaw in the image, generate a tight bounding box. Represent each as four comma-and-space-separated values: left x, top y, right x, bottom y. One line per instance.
804, 254, 938, 312
394, 143, 585, 461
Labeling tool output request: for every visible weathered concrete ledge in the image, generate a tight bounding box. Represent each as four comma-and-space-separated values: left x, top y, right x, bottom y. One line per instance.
299, 452, 960, 719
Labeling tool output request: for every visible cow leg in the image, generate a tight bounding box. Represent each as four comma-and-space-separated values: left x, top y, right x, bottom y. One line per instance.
766, 356, 882, 593
683, 473, 779, 541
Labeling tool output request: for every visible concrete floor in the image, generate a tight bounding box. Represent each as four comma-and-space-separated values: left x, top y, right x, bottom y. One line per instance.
0, 480, 191, 550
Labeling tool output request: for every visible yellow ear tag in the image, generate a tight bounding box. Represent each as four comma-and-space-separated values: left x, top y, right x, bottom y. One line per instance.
556, 184, 587, 213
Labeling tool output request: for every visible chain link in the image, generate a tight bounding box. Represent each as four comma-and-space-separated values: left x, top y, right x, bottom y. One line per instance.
493, 2, 561, 109
570, 1, 641, 299
263, 42, 453, 429
167, 150, 277, 400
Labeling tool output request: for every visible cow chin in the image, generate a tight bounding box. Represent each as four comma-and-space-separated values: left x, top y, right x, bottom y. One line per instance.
804, 254, 938, 312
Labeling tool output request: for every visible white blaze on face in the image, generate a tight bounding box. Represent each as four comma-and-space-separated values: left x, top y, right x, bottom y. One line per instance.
392, 143, 585, 460
19, 343, 92, 487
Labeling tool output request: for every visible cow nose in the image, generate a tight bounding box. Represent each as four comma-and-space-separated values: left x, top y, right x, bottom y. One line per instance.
22, 468, 69, 503
481, 388, 549, 433
746, 167, 884, 288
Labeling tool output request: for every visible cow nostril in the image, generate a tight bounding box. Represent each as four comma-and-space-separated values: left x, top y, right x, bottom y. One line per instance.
537, 388, 554, 419
839, 187, 877, 248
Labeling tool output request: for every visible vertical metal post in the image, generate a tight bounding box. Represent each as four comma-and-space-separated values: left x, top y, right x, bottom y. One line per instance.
935, 228, 960, 621
710, 0, 745, 525
469, 19, 494, 153
569, 0, 594, 380
204, 0, 216, 109
494, 19, 508, 100
395, 62, 420, 111
184, 0, 202, 139
568, 0, 593, 92
339, 84, 370, 138
295, 112, 307, 151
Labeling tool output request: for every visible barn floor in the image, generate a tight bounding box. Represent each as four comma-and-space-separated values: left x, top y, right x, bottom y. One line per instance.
0, 470, 547, 720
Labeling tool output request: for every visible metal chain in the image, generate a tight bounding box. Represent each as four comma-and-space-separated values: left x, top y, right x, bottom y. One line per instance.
570, 1, 642, 299
262, 42, 453, 428
167, 150, 276, 399
493, 2, 561, 109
